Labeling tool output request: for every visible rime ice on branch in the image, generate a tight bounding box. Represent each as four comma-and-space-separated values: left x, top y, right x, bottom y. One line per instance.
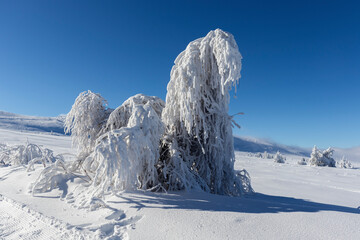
160, 29, 252, 195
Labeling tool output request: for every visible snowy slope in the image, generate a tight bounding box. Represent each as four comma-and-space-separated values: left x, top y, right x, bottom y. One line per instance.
0, 111, 65, 134
234, 135, 311, 156
1, 110, 359, 162
0, 130, 359, 240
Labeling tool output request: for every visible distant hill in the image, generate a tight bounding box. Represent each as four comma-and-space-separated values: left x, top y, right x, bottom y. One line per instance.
234, 135, 360, 162
233, 135, 310, 156
0, 111, 65, 134
333, 146, 360, 163
0, 110, 358, 162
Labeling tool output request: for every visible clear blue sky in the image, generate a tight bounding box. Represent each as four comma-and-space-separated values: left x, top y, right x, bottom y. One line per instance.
0, 0, 359, 148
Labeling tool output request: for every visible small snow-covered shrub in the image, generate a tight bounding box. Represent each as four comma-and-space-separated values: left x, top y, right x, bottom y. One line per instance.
254, 153, 263, 158
32, 158, 71, 197
297, 158, 307, 165
337, 156, 353, 169
0, 142, 61, 169
273, 151, 285, 163
309, 146, 336, 167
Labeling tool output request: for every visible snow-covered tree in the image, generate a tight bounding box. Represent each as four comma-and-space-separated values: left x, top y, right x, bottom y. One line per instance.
337, 156, 353, 169
273, 151, 285, 163
309, 146, 336, 167
160, 29, 252, 195
65, 90, 110, 157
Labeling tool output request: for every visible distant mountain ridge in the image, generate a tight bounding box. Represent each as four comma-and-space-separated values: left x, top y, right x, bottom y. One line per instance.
234, 135, 311, 156
0, 111, 65, 134
0, 110, 358, 162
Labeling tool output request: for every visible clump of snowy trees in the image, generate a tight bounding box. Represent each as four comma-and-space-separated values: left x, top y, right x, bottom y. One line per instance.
309, 146, 336, 167
32, 29, 253, 202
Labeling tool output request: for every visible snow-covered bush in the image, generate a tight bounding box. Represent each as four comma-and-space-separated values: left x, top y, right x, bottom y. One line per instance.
0, 142, 61, 170
81, 102, 164, 197
273, 151, 285, 163
34, 94, 165, 200
297, 158, 307, 165
65, 90, 110, 156
160, 29, 251, 195
254, 153, 263, 158
33, 29, 253, 204
337, 156, 353, 169
309, 146, 336, 167
32, 158, 72, 197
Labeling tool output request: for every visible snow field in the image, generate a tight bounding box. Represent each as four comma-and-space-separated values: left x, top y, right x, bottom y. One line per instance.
1, 132, 360, 239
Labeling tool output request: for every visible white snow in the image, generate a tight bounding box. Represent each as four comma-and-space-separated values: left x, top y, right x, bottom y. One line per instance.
1, 127, 359, 239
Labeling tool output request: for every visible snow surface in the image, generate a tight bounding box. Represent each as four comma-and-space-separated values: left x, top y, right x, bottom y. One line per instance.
1, 123, 359, 239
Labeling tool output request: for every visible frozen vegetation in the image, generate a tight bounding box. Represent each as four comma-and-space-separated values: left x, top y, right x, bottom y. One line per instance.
309, 146, 336, 167
1, 129, 360, 239
0, 141, 63, 170
273, 151, 286, 163
1, 29, 360, 239
337, 156, 353, 169
30, 29, 253, 206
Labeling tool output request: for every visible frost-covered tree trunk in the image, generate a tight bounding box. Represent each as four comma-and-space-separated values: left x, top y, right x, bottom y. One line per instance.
161, 29, 251, 195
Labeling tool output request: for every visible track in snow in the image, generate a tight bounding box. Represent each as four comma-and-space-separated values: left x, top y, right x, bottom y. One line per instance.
0, 194, 93, 240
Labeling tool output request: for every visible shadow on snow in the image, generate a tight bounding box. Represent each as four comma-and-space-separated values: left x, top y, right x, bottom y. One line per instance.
109, 191, 359, 215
